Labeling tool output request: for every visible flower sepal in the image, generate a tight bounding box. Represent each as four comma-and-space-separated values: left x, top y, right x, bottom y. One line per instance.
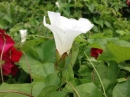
55, 50, 68, 71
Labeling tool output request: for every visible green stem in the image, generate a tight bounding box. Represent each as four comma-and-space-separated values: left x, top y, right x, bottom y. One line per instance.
0, 90, 34, 97
63, 79, 80, 97
84, 52, 107, 97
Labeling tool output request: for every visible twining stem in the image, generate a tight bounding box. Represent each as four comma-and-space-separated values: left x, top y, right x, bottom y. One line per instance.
63, 79, 80, 97
0, 90, 34, 97
27, 35, 52, 39
21, 49, 33, 95
18, 35, 52, 46
84, 52, 107, 97
0, 33, 6, 82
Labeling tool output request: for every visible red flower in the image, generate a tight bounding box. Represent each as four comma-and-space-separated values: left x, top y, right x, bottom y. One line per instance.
0, 29, 15, 54
10, 64, 19, 76
2, 55, 14, 75
10, 47, 23, 62
2, 49, 22, 76
90, 48, 103, 59
127, 0, 130, 5
0, 29, 22, 76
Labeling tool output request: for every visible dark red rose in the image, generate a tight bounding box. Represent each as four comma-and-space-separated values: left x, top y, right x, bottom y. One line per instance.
127, 0, 130, 5
0, 29, 15, 54
0, 29, 22, 76
2, 55, 13, 75
10, 64, 19, 76
0, 29, 5, 33
90, 48, 103, 59
10, 47, 23, 62
2, 48, 22, 76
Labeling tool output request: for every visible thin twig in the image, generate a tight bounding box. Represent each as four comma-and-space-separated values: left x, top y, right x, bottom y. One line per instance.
0, 90, 34, 97
84, 52, 107, 97
0, 33, 6, 82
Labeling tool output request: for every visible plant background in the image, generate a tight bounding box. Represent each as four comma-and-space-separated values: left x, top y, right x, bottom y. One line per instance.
0, 0, 130, 97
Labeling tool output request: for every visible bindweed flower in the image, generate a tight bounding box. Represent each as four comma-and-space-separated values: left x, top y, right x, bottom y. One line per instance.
44, 11, 94, 56
20, 29, 27, 43
90, 48, 103, 59
55, 2, 60, 8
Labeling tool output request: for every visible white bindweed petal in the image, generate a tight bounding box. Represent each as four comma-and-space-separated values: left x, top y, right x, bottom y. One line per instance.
48, 11, 60, 27
19, 29, 27, 43
76, 18, 94, 32
43, 11, 94, 56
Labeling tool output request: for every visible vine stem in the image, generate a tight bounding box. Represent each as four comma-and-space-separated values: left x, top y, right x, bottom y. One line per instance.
0, 33, 6, 82
21, 49, 33, 95
63, 79, 80, 97
84, 52, 107, 97
17, 35, 52, 46
0, 90, 34, 97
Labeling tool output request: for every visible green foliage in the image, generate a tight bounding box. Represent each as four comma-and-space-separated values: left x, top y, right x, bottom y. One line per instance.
113, 78, 130, 97
0, 0, 130, 97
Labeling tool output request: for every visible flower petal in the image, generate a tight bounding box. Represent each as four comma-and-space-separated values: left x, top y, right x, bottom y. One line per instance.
10, 47, 23, 62
2, 55, 13, 75
76, 18, 94, 33
60, 16, 78, 31
10, 64, 19, 76
0, 29, 5, 34
20, 29, 27, 42
65, 30, 84, 53
44, 18, 66, 55
47, 11, 60, 27
0, 30, 15, 54
91, 48, 103, 59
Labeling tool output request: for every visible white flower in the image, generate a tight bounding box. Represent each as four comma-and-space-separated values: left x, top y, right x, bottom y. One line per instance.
55, 2, 60, 8
43, 11, 94, 56
19, 29, 27, 42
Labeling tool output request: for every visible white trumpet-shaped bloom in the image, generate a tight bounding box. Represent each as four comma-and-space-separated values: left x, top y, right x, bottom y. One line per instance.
43, 11, 94, 56
19, 29, 27, 42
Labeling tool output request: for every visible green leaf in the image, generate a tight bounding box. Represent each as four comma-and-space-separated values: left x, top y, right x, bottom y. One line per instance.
98, 47, 115, 61
0, 83, 32, 97
32, 82, 47, 97
46, 91, 68, 97
46, 73, 60, 86
0, 19, 7, 29
78, 65, 90, 76
106, 61, 120, 82
121, 66, 130, 72
104, 21, 111, 27
4, 15, 12, 23
74, 82, 102, 97
86, 4, 95, 12
113, 78, 130, 97
94, 62, 108, 80
21, 37, 45, 51
114, 40, 130, 48
117, 78, 127, 83
38, 86, 58, 97
107, 43, 130, 63
40, 40, 56, 63
75, 35, 86, 42
64, 79, 81, 93
19, 55, 54, 81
